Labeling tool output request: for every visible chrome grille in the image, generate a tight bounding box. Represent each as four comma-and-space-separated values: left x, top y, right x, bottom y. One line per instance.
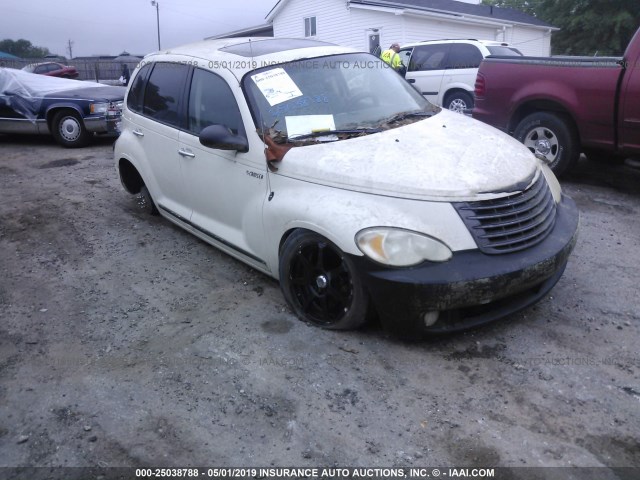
454, 175, 557, 254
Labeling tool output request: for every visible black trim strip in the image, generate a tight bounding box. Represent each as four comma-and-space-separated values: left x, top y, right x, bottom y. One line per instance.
158, 204, 267, 266
422, 91, 438, 96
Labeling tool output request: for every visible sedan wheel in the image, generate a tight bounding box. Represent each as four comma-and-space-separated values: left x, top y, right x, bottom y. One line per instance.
52, 110, 90, 148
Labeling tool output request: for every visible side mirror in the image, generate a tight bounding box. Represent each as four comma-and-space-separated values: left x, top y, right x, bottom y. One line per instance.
199, 124, 248, 152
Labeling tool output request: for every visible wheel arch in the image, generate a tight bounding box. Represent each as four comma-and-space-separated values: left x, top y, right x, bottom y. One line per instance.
443, 87, 473, 104
509, 100, 581, 144
117, 157, 145, 194
45, 104, 84, 131
277, 223, 358, 259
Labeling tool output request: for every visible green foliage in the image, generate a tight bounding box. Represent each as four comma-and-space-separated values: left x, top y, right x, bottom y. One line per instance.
482, 0, 640, 55
482, 0, 538, 17
538, 0, 640, 55
0, 39, 50, 58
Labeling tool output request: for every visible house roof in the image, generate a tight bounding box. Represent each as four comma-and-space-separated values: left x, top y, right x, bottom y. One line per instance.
0, 51, 21, 59
267, 0, 554, 29
350, 0, 553, 28
205, 24, 274, 40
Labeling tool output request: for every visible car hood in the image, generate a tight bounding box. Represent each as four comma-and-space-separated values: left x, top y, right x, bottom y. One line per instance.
274, 109, 539, 201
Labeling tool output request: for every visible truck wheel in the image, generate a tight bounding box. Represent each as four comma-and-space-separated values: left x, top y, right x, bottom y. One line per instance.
514, 112, 579, 176
279, 230, 368, 330
51, 110, 90, 148
444, 91, 474, 114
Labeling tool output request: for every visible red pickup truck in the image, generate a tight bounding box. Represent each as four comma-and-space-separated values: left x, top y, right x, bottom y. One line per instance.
473, 27, 640, 175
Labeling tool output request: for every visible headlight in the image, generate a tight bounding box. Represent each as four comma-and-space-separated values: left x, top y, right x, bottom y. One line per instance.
356, 227, 452, 266
539, 164, 562, 203
90, 102, 108, 114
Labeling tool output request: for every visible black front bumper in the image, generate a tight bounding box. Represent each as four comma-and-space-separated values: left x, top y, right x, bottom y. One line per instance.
352, 194, 579, 336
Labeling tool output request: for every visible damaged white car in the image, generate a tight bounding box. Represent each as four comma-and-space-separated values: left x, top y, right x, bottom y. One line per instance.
114, 38, 579, 337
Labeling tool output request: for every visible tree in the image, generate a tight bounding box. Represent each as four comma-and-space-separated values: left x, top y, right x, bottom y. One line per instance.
482, 0, 538, 17
482, 0, 640, 55
0, 39, 50, 58
538, 0, 640, 55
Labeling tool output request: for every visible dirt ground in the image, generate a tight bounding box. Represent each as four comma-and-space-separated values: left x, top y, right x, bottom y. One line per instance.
0, 134, 639, 476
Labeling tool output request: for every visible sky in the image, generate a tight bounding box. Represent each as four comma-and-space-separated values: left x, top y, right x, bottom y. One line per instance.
1, 0, 278, 58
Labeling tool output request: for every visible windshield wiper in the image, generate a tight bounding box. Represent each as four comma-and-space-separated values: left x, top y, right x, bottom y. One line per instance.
383, 110, 434, 125
289, 128, 381, 141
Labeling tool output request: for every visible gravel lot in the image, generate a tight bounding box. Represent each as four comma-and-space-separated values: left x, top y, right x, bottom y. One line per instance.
0, 134, 639, 476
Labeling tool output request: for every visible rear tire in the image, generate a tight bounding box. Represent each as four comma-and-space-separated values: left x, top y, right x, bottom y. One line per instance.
279, 230, 368, 330
138, 185, 159, 215
514, 112, 579, 176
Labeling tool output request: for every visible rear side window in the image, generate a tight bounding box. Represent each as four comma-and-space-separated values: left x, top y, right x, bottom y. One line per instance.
127, 63, 152, 113
446, 44, 484, 69
143, 63, 189, 128
187, 68, 243, 135
487, 46, 523, 56
409, 44, 450, 72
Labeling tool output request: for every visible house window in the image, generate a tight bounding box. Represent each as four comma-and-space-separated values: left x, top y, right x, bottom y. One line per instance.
304, 16, 316, 37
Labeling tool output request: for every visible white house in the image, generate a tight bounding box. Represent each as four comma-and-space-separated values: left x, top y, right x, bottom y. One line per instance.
265, 0, 556, 56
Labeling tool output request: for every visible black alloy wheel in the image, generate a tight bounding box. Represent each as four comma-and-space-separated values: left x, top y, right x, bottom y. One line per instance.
279, 230, 368, 330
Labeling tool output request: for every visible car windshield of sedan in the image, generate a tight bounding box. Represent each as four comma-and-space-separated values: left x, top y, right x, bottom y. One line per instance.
243, 53, 439, 144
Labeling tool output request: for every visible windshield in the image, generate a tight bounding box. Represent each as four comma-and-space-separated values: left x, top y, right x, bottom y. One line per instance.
243, 53, 438, 143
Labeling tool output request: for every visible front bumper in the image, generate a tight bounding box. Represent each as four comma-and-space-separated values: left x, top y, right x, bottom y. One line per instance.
352, 194, 579, 336
84, 114, 121, 135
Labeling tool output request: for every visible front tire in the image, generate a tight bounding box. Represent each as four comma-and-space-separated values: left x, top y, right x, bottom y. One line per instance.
514, 112, 579, 176
444, 91, 474, 113
279, 230, 368, 330
51, 110, 90, 148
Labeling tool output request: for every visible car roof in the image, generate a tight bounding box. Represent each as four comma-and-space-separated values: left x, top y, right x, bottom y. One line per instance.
24, 62, 62, 67
143, 37, 358, 75
401, 39, 510, 48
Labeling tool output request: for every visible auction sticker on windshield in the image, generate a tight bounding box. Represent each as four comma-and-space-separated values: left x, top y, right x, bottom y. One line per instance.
285, 115, 336, 139
251, 68, 303, 106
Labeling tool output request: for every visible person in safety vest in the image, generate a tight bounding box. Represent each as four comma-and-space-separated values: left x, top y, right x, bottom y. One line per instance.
380, 43, 405, 76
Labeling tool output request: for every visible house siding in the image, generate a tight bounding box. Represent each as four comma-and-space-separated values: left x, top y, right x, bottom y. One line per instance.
270, 0, 552, 56
508, 26, 552, 56
272, 0, 352, 45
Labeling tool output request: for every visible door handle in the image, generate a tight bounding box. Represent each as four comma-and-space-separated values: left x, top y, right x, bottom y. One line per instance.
407, 79, 416, 84
133, 129, 144, 137
178, 148, 195, 158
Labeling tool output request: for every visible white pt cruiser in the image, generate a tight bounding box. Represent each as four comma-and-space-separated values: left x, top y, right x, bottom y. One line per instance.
114, 38, 579, 337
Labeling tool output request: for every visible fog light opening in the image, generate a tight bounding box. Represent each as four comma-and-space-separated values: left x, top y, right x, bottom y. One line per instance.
423, 311, 440, 327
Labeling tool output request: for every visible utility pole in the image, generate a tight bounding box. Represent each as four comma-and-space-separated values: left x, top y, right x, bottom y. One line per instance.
151, 1, 161, 50
66, 39, 74, 59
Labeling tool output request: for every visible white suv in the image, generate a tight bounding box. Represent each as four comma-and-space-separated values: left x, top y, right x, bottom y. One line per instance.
114, 38, 577, 337
399, 39, 522, 112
